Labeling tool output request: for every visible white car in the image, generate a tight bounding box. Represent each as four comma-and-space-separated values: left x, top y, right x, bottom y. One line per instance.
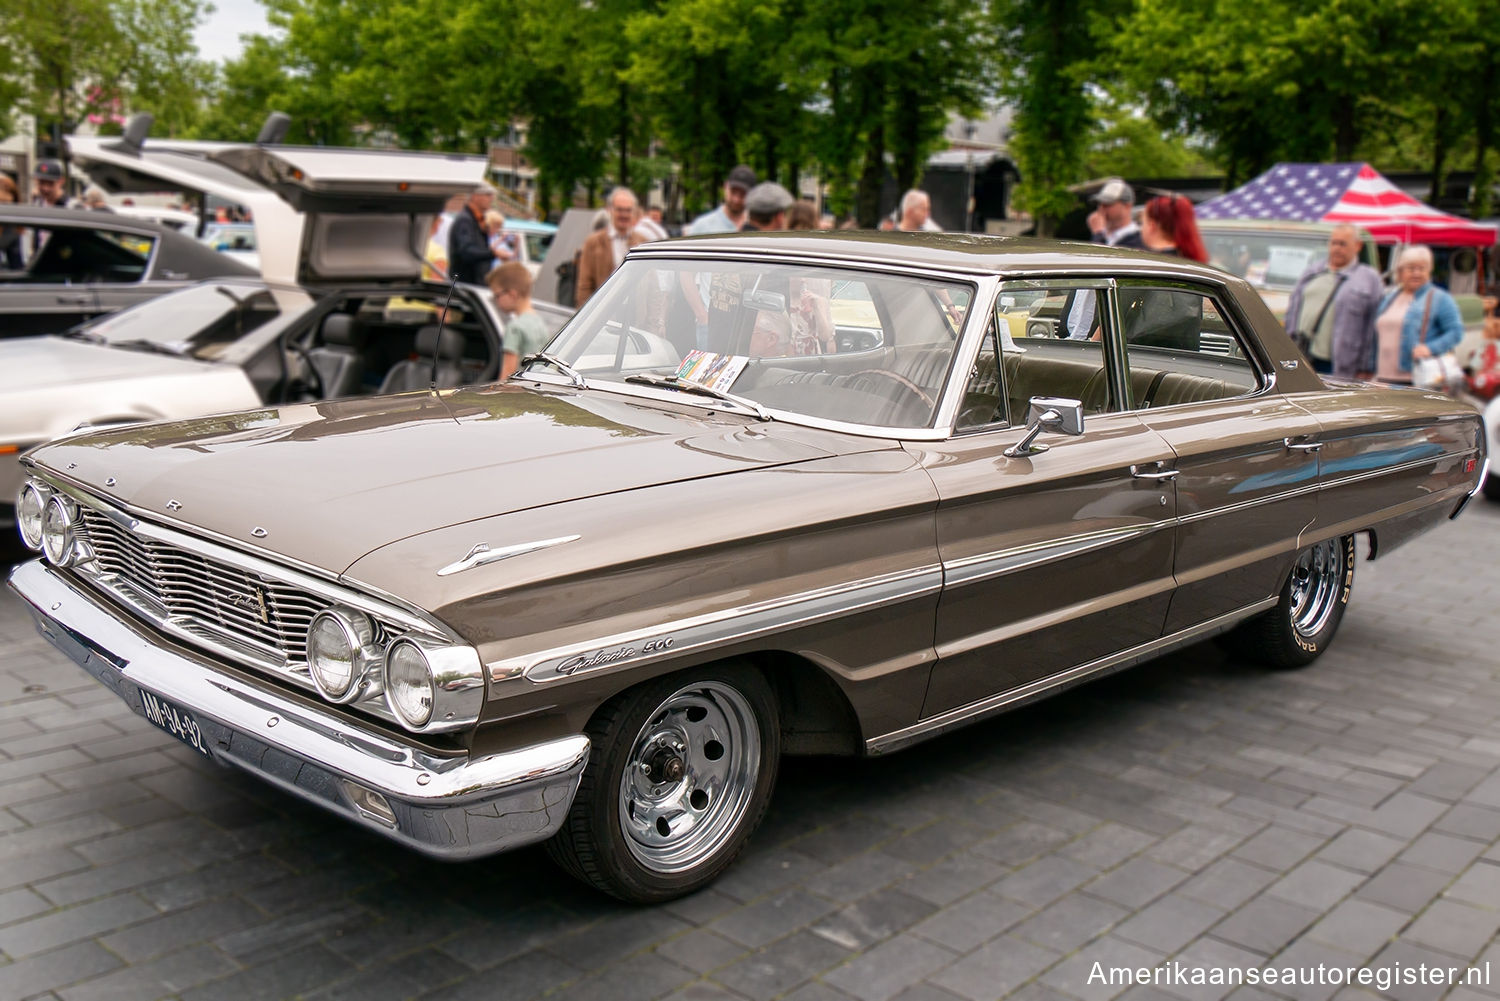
4, 129, 572, 527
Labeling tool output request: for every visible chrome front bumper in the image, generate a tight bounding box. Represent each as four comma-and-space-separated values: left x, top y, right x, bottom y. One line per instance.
8, 559, 589, 860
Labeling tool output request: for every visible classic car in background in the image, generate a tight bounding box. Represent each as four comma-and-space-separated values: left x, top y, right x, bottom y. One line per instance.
2, 129, 573, 527
9, 233, 1486, 903
1199, 219, 1379, 321
0, 205, 254, 337
0, 276, 570, 529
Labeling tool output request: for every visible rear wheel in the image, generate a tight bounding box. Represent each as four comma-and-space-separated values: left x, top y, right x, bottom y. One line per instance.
547, 664, 779, 903
1483, 471, 1500, 502
1229, 535, 1355, 669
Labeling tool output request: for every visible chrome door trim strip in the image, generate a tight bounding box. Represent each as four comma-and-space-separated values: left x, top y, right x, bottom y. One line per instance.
942, 521, 1174, 590
1319, 453, 1464, 491
1177, 482, 1323, 524
510, 564, 944, 685
1175, 452, 1466, 526
865, 596, 1278, 755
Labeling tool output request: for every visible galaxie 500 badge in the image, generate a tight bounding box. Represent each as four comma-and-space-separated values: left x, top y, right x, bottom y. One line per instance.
530, 636, 675, 681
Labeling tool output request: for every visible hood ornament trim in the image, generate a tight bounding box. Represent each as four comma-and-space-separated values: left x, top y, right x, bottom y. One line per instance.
437, 535, 581, 577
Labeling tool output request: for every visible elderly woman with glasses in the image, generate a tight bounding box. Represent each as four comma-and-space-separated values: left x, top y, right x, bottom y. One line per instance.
1368, 245, 1463, 384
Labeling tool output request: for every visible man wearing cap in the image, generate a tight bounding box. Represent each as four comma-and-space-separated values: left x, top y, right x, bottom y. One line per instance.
449, 183, 501, 285
32, 160, 67, 209
29, 159, 69, 256
1088, 179, 1143, 249
739, 182, 793, 232
576, 186, 646, 304
680, 165, 757, 347
687, 164, 756, 236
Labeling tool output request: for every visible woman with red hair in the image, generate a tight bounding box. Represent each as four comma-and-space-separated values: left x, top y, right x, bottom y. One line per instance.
1142, 195, 1208, 263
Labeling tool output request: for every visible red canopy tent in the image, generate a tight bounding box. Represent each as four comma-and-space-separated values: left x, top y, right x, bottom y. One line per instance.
1196, 163, 1497, 247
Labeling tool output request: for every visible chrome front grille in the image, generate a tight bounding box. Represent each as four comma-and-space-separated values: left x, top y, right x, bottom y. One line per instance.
75, 508, 400, 686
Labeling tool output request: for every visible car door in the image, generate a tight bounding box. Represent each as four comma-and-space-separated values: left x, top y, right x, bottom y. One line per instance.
913, 280, 1179, 720
0, 219, 161, 337
1117, 281, 1319, 634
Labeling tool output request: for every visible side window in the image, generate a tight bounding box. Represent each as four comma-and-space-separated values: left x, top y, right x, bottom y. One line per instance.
1116, 286, 1261, 410
30, 228, 156, 284
956, 315, 1002, 431
999, 285, 1114, 423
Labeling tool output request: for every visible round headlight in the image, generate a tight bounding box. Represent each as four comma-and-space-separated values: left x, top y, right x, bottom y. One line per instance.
384, 640, 434, 728
17, 482, 47, 550
307, 609, 376, 703
41, 495, 77, 566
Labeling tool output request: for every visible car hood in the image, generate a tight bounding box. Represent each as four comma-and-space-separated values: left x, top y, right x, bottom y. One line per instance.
30, 384, 852, 573
0, 335, 207, 389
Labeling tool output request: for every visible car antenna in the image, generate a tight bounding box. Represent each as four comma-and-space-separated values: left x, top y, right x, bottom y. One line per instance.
431, 272, 460, 391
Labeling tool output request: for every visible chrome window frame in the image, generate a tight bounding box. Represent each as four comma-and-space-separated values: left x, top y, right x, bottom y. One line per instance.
1108, 277, 1280, 411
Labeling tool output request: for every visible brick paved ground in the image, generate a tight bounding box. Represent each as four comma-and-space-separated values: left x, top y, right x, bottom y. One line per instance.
1, 502, 1498, 1001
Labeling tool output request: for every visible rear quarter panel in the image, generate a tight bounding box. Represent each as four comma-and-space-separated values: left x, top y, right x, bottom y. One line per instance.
1294, 382, 1483, 553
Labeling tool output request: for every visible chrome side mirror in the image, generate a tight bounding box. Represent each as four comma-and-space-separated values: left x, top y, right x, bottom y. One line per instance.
1004, 396, 1085, 458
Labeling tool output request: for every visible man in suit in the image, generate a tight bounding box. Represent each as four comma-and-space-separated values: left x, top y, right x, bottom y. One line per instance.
575, 186, 646, 304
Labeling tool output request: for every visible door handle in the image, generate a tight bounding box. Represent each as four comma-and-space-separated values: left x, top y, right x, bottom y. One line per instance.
55, 294, 92, 305
1131, 464, 1180, 481
1284, 438, 1323, 453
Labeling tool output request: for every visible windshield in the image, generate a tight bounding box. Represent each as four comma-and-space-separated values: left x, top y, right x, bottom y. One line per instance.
1203, 230, 1330, 290
79, 283, 282, 361
543, 258, 973, 428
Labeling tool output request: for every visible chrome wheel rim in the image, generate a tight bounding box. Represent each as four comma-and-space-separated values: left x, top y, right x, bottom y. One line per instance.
1289, 539, 1344, 638
619, 680, 760, 874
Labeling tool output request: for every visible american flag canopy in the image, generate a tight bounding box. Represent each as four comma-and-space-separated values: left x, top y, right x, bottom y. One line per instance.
1196, 163, 1496, 247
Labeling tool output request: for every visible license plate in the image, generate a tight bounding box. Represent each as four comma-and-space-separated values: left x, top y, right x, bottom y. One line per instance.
138, 689, 213, 758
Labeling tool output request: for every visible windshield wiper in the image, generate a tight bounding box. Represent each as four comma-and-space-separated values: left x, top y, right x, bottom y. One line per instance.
57, 328, 105, 344
110, 338, 187, 357
519, 352, 587, 389
625, 373, 772, 420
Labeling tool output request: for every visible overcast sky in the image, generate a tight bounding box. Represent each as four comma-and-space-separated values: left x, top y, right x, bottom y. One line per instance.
194, 0, 273, 64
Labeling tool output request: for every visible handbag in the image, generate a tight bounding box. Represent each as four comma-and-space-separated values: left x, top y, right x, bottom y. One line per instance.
1290, 272, 1345, 358
1409, 292, 1464, 392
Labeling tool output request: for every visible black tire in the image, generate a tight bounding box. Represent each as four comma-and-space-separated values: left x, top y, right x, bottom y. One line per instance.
546, 664, 780, 903
1227, 535, 1356, 669
1483, 473, 1500, 503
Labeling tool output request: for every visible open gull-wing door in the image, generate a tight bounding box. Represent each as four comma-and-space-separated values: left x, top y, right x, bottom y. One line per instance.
67, 134, 486, 289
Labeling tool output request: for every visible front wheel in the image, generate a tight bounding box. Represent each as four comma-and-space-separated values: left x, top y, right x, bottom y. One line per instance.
1229, 535, 1356, 669
546, 664, 780, 903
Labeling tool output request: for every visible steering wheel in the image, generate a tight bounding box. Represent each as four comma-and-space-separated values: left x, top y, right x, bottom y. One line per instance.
286, 342, 327, 401
852, 369, 936, 410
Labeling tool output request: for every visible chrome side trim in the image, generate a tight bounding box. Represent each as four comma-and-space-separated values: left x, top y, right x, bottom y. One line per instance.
942, 521, 1173, 589
1321, 452, 1470, 492
866, 597, 1278, 755
1178, 483, 1323, 524
436, 535, 581, 577
512, 564, 943, 685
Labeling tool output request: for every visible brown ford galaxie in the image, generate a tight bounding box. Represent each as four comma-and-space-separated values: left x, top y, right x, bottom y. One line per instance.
8, 233, 1489, 902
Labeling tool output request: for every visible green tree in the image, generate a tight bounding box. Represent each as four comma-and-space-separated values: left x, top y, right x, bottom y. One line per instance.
2, 0, 129, 146
116, 0, 216, 137
994, 0, 1112, 234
